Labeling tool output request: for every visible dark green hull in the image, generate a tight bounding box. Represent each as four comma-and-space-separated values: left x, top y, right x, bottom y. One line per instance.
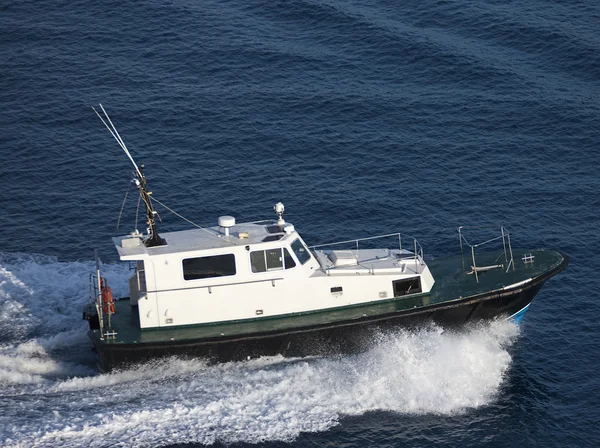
88, 249, 568, 372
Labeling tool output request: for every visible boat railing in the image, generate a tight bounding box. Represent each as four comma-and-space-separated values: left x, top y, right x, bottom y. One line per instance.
309, 232, 424, 271
127, 261, 147, 301
88, 250, 117, 340
458, 226, 515, 283
88, 272, 103, 339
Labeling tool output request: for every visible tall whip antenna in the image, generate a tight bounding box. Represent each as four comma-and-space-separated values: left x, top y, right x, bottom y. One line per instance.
93, 104, 166, 247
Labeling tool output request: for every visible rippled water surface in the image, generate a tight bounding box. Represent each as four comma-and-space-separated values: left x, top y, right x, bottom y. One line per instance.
1, 0, 599, 446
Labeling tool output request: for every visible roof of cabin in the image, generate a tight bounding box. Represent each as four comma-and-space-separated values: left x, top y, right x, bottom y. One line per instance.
113, 220, 296, 259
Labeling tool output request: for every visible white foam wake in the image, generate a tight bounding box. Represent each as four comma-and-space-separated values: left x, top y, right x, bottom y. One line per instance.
0, 252, 520, 447
2, 321, 519, 448
0, 252, 129, 341
0, 252, 130, 387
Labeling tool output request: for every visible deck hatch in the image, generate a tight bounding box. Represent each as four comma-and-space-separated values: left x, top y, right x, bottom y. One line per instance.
266, 225, 282, 234
262, 234, 284, 242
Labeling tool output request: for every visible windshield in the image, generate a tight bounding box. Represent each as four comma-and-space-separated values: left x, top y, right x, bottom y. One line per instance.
290, 239, 311, 265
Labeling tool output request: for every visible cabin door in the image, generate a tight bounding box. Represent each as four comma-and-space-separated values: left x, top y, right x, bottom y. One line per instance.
135, 259, 160, 329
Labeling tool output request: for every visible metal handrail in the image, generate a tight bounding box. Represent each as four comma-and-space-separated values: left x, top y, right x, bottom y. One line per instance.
88, 250, 118, 339
458, 226, 515, 283
89, 272, 103, 340
309, 232, 424, 268
146, 276, 286, 294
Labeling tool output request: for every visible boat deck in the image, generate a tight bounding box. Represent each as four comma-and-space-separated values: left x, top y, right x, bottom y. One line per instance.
113, 220, 295, 260
91, 249, 566, 346
428, 249, 564, 302
312, 248, 423, 275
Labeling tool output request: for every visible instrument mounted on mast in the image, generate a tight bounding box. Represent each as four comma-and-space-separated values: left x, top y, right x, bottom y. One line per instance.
93, 104, 166, 247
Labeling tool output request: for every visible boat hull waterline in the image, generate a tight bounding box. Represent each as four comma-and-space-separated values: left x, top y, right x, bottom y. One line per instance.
90, 252, 567, 372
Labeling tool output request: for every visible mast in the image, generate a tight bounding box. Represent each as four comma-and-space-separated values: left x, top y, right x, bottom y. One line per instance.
135, 163, 166, 247
93, 104, 167, 247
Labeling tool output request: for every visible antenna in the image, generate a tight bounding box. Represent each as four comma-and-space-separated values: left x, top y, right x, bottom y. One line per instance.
93, 104, 166, 247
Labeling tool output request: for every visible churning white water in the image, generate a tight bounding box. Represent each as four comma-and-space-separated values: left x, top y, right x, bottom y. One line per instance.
0, 252, 519, 447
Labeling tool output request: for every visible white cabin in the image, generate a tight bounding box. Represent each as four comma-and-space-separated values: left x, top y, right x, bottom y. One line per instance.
113, 212, 435, 330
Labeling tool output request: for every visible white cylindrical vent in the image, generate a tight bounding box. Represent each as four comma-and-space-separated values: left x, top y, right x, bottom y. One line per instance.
218, 216, 235, 236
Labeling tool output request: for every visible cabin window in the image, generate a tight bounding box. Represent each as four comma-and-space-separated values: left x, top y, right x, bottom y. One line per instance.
250, 251, 266, 273
136, 260, 147, 293
266, 249, 283, 270
291, 239, 311, 265
182, 254, 236, 280
283, 248, 296, 269
250, 248, 296, 273
392, 277, 422, 297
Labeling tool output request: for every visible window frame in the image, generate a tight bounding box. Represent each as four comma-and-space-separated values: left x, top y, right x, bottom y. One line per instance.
182, 253, 237, 281
290, 238, 311, 265
392, 277, 422, 297
249, 247, 297, 274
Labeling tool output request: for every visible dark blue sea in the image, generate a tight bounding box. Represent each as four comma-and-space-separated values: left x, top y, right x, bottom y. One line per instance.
1, 0, 599, 446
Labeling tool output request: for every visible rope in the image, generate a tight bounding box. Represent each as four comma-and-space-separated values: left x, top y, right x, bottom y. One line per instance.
151, 197, 236, 245
135, 192, 141, 233
116, 185, 131, 231
151, 197, 203, 228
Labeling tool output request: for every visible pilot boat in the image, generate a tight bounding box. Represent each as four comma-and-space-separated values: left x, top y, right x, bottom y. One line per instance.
83, 105, 568, 372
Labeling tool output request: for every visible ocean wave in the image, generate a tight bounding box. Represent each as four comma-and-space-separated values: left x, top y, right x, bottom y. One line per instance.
1, 316, 519, 447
